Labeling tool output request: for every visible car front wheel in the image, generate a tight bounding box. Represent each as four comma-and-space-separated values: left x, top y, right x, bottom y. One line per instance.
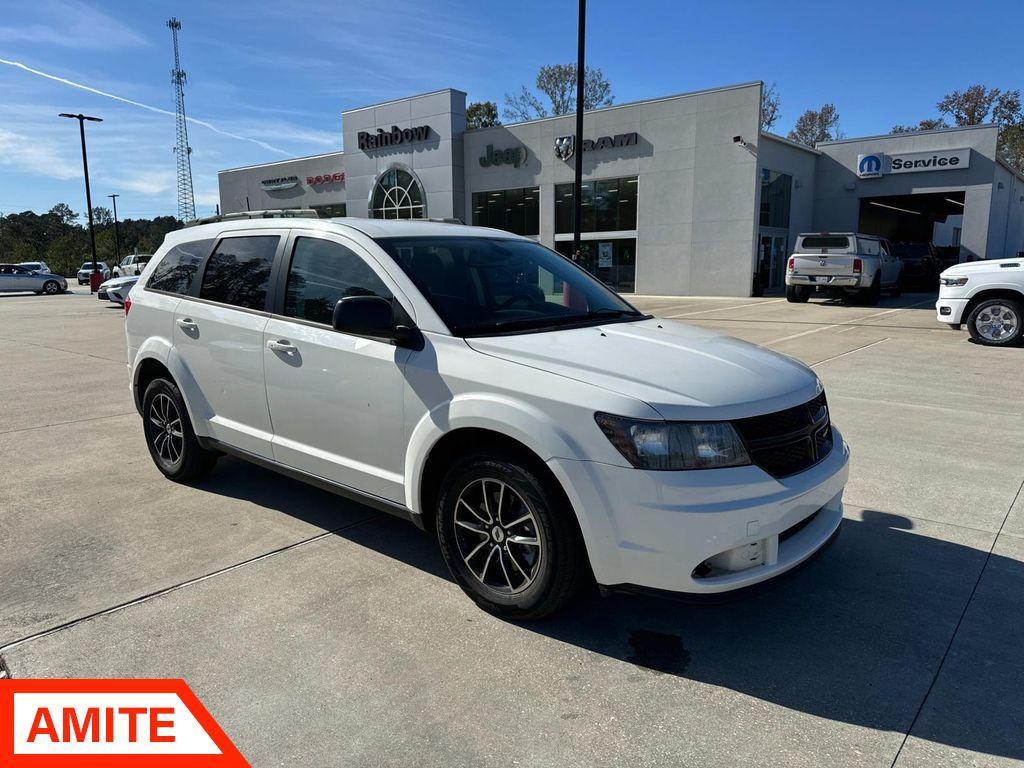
42, 280, 61, 295
142, 377, 219, 481
436, 455, 588, 620
966, 298, 1022, 347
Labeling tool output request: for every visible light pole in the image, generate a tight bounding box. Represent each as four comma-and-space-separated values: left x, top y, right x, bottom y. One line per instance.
572, 0, 587, 263
59, 113, 103, 291
108, 193, 121, 268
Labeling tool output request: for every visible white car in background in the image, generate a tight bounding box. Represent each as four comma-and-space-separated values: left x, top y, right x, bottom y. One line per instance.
98, 275, 139, 304
113, 254, 152, 277
126, 215, 850, 619
77, 261, 111, 284
936, 258, 1024, 346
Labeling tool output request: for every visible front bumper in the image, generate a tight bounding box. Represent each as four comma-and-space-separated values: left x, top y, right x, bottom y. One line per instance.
935, 296, 969, 325
548, 425, 850, 595
787, 274, 862, 288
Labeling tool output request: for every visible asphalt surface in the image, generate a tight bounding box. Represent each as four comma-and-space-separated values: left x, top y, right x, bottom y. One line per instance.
1, 285, 1022, 767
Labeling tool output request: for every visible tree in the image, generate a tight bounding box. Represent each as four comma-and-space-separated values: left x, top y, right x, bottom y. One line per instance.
503, 64, 613, 122
788, 104, 843, 146
760, 82, 781, 132
466, 101, 501, 130
91, 206, 113, 227
891, 118, 948, 134
892, 85, 1024, 170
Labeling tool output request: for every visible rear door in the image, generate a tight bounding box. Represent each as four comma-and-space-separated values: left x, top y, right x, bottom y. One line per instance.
792, 235, 858, 278
173, 231, 285, 458
263, 232, 413, 501
879, 240, 900, 285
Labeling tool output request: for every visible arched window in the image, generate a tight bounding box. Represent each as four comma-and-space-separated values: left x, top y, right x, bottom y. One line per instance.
369, 166, 426, 219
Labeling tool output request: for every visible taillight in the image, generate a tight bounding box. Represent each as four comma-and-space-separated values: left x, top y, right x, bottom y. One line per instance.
787, 257, 794, 272
124, 296, 131, 316
853, 258, 863, 274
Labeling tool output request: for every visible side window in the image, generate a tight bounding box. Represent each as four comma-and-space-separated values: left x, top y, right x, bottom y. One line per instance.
199, 236, 280, 310
147, 239, 213, 295
284, 237, 393, 325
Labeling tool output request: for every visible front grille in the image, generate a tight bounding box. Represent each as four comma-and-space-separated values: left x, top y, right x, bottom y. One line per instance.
733, 393, 833, 478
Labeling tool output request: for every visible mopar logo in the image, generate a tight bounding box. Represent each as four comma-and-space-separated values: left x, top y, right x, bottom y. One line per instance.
857, 154, 883, 178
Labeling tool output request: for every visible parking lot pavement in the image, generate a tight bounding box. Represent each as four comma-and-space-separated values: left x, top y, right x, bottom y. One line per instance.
2, 288, 1022, 767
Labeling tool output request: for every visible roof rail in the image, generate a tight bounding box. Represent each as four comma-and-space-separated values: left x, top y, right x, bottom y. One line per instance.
427, 217, 464, 225
183, 209, 320, 228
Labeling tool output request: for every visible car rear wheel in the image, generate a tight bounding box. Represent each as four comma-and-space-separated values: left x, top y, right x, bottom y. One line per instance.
966, 298, 1022, 347
436, 455, 588, 620
142, 377, 219, 481
786, 285, 810, 303
858, 275, 881, 306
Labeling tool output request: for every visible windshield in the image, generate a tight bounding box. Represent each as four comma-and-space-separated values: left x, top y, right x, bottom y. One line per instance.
374, 236, 644, 337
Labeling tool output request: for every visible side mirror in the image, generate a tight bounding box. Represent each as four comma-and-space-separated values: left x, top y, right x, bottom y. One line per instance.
332, 295, 424, 350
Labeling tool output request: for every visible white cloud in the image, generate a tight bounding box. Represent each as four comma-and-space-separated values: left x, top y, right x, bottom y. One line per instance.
0, 0, 148, 50
0, 128, 78, 180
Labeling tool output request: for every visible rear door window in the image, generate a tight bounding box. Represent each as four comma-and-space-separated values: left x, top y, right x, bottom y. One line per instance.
199, 236, 280, 311
147, 239, 213, 295
284, 237, 392, 325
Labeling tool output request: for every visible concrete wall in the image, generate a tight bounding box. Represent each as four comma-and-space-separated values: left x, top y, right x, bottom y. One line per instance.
462, 82, 762, 296
219, 152, 346, 215
989, 162, 1024, 259
757, 133, 818, 249
341, 89, 465, 221
814, 125, 1000, 260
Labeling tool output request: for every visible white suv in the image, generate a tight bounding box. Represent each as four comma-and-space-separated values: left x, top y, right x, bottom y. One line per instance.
126, 214, 850, 618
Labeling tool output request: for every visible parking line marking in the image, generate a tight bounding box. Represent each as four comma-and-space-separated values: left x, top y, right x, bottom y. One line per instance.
856, 298, 936, 323
811, 337, 890, 366
765, 324, 841, 345
665, 298, 785, 318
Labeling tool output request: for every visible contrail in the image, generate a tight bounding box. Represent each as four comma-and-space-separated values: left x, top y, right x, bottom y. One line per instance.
0, 57, 291, 156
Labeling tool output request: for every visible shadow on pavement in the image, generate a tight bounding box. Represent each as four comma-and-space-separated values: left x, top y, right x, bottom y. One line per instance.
201, 459, 1022, 761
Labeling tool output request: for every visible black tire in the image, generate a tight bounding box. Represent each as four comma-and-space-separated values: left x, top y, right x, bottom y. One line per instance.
890, 276, 902, 298
859, 275, 881, 306
785, 285, 809, 303
436, 454, 588, 620
142, 377, 219, 481
42, 280, 61, 295
965, 298, 1023, 347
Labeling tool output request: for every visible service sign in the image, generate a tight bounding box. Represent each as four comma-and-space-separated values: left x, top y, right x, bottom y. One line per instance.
857, 149, 970, 178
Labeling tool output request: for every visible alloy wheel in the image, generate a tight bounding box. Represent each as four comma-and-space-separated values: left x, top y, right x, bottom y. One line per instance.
453, 478, 543, 595
149, 393, 184, 465
975, 304, 1019, 342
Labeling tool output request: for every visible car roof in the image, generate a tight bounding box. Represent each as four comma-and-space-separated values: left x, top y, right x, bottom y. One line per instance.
163, 216, 530, 246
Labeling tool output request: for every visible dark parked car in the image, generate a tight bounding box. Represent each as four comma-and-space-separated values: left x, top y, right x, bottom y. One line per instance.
891, 242, 939, 287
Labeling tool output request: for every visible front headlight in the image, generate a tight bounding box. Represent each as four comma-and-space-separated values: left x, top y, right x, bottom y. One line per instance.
594, 413, 751, 470
940, 276, 968, 286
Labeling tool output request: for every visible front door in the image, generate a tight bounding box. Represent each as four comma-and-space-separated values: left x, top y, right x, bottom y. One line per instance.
263, 233, 412, 503
173, 232, 283, 458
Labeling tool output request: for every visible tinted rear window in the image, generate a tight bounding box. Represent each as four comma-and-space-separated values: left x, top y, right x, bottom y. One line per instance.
801, 236, 850, 250
199, 236, 279, 311
147, 240, 213, 295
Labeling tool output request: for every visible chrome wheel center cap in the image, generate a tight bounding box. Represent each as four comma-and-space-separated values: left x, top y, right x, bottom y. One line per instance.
491, 526, 504, 543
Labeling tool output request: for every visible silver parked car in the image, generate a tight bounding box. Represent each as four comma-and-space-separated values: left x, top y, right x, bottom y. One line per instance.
98, 275, 139, 304
0, 264, 67, 294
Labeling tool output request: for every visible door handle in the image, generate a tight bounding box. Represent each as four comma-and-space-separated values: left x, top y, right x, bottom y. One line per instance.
176, 317, 198, 329
267, 339, 297, 354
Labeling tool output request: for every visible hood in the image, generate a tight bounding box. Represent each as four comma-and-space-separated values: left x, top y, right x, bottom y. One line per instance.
100, 276, 137, 289
466, 318, 821, 421
942, 258, 1021, 275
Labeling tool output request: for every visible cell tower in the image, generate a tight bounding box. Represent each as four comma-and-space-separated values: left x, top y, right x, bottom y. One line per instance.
167, 17, 196, 221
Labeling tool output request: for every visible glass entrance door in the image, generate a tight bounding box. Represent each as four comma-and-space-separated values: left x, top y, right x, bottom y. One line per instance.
758, 234, 788, 292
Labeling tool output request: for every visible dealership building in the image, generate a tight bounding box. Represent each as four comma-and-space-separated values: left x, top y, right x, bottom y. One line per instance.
218, 82, 1024, 296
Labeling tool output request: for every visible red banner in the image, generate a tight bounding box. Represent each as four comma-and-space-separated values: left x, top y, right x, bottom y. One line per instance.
0, 679, 249, 767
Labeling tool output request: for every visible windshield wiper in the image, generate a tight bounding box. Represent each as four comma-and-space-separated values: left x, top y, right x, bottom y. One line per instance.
584, 307, 642, 318
458, 307, 644, 336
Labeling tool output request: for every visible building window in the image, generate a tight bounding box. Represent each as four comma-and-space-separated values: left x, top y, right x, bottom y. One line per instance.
759, 168, 792, 228
471, 187, 540, 235
555, 238, 636, 294
555, 176, 638, 234
370, 166, 425, 219
312, 203, 347, 218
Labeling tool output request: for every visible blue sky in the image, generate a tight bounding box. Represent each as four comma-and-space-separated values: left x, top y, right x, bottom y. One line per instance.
0, 0, 1020, 220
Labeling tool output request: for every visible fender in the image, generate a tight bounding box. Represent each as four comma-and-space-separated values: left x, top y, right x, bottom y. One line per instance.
964, 280, 1024, 299
132, 337, 214, 436
403, 392, 591, 516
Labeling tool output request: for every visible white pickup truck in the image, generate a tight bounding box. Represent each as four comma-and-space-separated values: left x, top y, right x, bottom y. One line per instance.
785, 233, 903, 305
936, 257, 1024, 346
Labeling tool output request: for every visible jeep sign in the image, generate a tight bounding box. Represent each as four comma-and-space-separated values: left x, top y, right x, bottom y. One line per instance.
857, 148, 970, 178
